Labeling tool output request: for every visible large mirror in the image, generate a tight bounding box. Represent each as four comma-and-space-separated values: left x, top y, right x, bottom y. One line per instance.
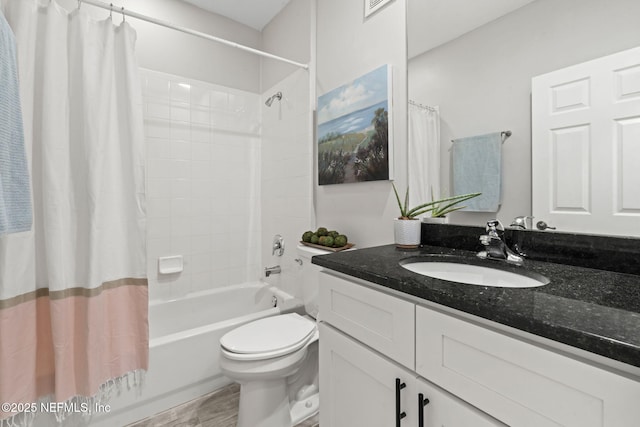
407, 0, 640, 236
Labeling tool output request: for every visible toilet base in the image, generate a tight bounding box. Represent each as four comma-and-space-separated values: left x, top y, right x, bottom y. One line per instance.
237, 378, 291, 427
290, 391, 319, 425
236, 379, 319, 427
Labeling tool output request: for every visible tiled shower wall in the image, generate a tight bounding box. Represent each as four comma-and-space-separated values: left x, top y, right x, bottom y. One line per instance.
141, 69, 262, 301
261, 69, 314, 300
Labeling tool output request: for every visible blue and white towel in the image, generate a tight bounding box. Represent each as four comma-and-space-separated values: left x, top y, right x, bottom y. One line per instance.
452, 132, 502, 212
0, 9, 32, 234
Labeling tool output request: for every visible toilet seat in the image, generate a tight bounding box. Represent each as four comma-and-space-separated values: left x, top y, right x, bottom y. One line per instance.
220, 313, 317, 361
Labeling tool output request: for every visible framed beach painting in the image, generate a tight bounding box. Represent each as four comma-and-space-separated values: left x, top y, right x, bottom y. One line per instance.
317, 64, 393, 185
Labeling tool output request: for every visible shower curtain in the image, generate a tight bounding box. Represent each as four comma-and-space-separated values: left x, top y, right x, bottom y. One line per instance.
0, 1, 147, 425
408, 102, 440, 212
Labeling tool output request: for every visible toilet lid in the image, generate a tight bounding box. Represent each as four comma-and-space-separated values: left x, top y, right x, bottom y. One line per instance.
220, 313, 316, 358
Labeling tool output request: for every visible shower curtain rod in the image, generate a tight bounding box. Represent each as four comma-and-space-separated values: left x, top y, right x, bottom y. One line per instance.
409, 99, 438, 112
79, 0, 309, 70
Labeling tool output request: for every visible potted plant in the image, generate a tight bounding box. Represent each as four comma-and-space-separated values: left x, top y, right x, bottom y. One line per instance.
392, 183, 480, 248
423, 187, 481, 224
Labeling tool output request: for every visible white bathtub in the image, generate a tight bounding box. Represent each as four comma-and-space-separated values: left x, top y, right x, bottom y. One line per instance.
92, 282, 301, 427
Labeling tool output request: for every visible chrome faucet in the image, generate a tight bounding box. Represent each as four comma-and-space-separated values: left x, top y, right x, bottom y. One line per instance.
272, 234, 284, 256
264, 265, 281, 277
510, 215, 533, 230
477, 220, 524, 266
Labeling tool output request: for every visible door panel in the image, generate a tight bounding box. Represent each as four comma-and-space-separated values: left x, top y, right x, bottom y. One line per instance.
532, 46, 640, 236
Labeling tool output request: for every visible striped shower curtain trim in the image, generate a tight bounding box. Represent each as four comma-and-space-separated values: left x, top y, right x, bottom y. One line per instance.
0, 370, 145, 427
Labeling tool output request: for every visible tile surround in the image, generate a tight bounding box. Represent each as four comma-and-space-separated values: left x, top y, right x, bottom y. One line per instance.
142, 67, 313, 302
141, 69, 262, 301
260, 69, 314, 301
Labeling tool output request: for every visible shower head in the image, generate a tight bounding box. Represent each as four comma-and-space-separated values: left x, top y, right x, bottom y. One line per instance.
265, 91, 282, 107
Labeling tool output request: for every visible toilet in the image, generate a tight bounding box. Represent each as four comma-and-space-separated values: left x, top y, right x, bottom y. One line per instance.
219, 244, 329, 427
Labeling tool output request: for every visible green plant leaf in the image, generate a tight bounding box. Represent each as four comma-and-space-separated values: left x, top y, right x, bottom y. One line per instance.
433, 204, 466, 217
410, 206, 437, 217
403, 186, 410, 215
430, 192, 481, 217
392, 185, 480, 219
391, 183, 407, 218
407, 193, 477, 218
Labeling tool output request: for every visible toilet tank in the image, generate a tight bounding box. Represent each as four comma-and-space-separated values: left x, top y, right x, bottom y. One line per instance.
296, 244, 331, 319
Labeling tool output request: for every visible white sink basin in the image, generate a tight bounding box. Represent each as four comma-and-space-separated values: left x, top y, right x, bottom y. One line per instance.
401, 261, 549, 288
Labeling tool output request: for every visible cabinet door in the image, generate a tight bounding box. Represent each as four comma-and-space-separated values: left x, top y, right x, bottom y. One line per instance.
415, 377, 506, 427
416, 305, 640, 427
319, 322, 417, 427
319, 271, 415, 369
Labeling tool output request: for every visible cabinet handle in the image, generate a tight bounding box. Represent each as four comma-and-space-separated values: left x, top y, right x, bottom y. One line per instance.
395, 378, 407, 426
417, 393, 430, 427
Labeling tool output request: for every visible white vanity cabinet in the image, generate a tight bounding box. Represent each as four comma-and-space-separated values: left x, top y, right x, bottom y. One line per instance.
320, 323, 505, 427
319, 271, 640, 427
319, 272, 504, 427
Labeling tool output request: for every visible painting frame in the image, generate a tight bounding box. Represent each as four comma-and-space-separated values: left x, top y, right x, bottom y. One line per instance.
316, 64, 393, 186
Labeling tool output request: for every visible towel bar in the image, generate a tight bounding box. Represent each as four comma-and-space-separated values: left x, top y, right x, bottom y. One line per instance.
451, 130, 512, 143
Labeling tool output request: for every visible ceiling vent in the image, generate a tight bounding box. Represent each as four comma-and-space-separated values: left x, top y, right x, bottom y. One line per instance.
364, 0, 393, 18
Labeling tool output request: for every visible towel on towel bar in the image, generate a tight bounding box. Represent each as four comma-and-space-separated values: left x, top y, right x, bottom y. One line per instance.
0, 10, 32, 234
452, 132, 502, 212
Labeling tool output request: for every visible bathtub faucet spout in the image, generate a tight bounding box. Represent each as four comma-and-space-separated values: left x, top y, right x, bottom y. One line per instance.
264, 265, 281, 277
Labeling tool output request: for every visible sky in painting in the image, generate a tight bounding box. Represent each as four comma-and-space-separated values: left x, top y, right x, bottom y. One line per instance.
317, 65, 389, 125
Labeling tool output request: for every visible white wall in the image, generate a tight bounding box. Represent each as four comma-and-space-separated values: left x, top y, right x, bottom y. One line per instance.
58, 0, 261, 91
408, 0, 640, 227
261, 0, 312, 91
316, 0, 407, 248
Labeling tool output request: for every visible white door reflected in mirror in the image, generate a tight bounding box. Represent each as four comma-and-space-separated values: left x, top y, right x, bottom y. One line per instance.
531, 46, 640, 237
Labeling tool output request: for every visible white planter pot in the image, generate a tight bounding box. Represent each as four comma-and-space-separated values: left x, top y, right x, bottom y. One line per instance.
422, 216, 449, 224
393, 218, 421, 248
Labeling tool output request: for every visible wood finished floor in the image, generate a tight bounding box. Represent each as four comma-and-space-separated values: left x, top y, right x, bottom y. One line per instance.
126, 383, 319, 427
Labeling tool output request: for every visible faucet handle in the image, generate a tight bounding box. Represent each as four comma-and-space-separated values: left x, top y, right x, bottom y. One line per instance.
486, 219, 504, 235
510, 215, 534, 230
272, 234, 284, 256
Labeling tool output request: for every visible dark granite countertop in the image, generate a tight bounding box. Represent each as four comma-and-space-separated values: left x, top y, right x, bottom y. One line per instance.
312, 243, 640, 369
